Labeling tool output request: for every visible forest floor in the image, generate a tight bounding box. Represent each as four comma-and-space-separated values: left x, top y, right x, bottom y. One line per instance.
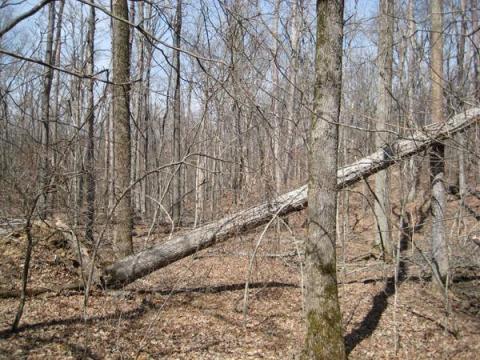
1, 168, 480, 359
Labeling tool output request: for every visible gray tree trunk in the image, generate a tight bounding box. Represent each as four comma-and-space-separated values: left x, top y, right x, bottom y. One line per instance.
39, 2, 55, 218
85, 0, 96, 244
112, 0, 133, 258
272, 0, 282, 196
172, 0, 183, 225
301, 0, 346, 358
374, 0, 394, 259
457, 0, 467, 207
284, 0, 300, 187
50, 0, 65, 213
430, 0, 449, 283
406, 0, 419, 203
473, 0, 480, 101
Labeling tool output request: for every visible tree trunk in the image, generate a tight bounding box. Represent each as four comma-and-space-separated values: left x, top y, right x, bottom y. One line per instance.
457, 0, 467, 208
85, 0, 96, 244
112, 0, 133, 258
50, 0, 65, 213
302, 0, 346, 359
473, 0, 480, 101
194, 99, 208, 228
430, 0, 449, 284
284, 0, 300, 187
406, 0, 419, 203
301, 0, 346, 358
172, 0, 183, 225
374, 0, 394, 259
39, 1, 55, 218
229, 3, 245, 205
272, 0, 281, 196
101, 107, 480, 289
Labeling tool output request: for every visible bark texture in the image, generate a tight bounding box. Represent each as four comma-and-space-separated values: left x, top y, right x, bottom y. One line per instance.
39, 2, 55, 218
112, 0, 133, 258
172, 0, 183, 225
102, 108, 480, 288
301, 0, 345, 358
85, 1, 96, 244
374, 0, 394, 259
430, 0, 449, 283
473, 0, 480, 101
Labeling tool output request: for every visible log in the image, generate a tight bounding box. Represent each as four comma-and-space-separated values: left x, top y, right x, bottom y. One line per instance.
103, 108, 480, 288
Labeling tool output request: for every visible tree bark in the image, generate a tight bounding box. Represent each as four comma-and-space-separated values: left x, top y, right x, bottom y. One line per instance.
39, 1, 55, 218
85, 0, 96, 244
50, 0, 65, 213
284, 0, 300, 187
374, 0, 394, 260
101, 106, 480, 289
473, 0, 480, 101
457, 0, 467, 212
430, 0, 449, 283
172, 0, 183, 225
112, 0, 133, 258
301, 0, 346, 358
406, 0, 419, 203
272, 0, 282, 196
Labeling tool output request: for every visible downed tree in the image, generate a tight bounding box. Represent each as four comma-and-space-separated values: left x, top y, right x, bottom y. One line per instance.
103, 108, 480, 288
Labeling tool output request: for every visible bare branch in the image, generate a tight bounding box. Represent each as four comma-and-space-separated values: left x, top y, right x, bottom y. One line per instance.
0, 0, 54, 38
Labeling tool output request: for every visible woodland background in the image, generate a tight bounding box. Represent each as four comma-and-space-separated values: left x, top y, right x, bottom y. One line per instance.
1, 0, 480, 358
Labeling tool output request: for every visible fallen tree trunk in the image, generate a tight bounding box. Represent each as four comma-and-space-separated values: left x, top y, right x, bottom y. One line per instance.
103, 108, 480, 288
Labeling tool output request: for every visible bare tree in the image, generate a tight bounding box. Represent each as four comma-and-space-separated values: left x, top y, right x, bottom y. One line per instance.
374, 0, 394, 259
473, 0, 480, 101
430, 0, 449, 284
457, 0, 468, 203
85, 0, 96, 243
172, 0, 183, 225
406, 0, 419, 203
284, 0, 300, 187
39, 1, 55, 218
112, 0, 133, 258
302, 0, 346, 358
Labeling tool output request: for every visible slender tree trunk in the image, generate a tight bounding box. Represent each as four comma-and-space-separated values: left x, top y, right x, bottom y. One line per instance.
406, 0, 418, 203
112, 0, 133, 258
374, 0, 394, 259
172, 0, 183, 225
143, 1, 153, 217
134, 0, 145, 215
11, 218, 34, 331
284, 0, 300, 187
430, 0, 449, 283
457, 0, 467, 201
228, 3, 245, 205
473, 0, 480, 101
50, 0, 65, 213
85, 1, 96, 244
272, 0, 281, 196
302, 1, 346, 358
39, 2, 55, 218
194, 91, 209, 228
74, 15, 86, 225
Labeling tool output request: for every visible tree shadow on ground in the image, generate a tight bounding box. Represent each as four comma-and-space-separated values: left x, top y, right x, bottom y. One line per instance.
0, 281, 297, 339
14, 334, 102, 360
345, 216, 410, 354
